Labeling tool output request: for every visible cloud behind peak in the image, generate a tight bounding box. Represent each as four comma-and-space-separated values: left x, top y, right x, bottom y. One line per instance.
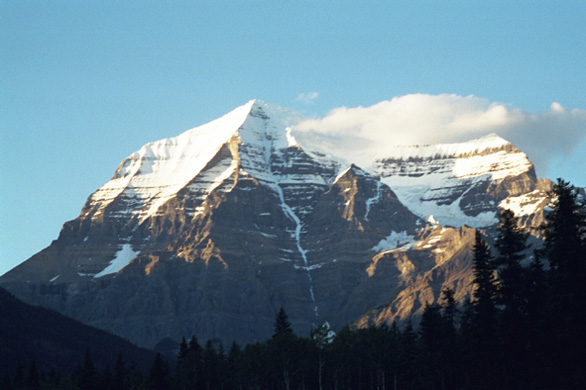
293, 94, 586, 178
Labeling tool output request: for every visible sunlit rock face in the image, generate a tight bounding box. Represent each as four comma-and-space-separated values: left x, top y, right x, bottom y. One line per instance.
0, 100, 557, 348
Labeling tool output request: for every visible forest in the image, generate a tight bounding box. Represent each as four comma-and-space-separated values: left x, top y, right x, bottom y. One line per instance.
2, 179, 585, 390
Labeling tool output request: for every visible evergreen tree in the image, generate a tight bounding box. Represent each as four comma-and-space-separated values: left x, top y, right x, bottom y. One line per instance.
148, 353, 171, 390
440, 286, 458, 329
0, 373, 12, 390
471, 230, 498, 322
329, 326, 356, 390
43, 368, 62, 389
177, 337, 188, 363
470, 230, 499, 390
226, 342, 242, 390
241, 342, 270, 389
543, 179, 586, 276
269, 331, 298, 390
542, 179, 586, 389
77, 349, 97, 390
420, 304, 445, 389
26, 360, 40, 390
203, 340, 220, 390
495, 209, 529, 314
125, 360, 146, 390
494, 209, 529, 387
398, 321, 421, 389
176, 336, 203, 390
99, 364, 114, 390
273, 307, 293, 338
524, 251, 549, 389
12, 361, 24, 390
440, 287, 462, 390
112, 352, 126, 390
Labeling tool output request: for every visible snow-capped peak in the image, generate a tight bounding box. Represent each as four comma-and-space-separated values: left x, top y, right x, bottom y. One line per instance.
85, 100, 309, 222
373, 133, 517, 162
84, 100, 536, 231
87, 100, 257, 217
374, 134, 534, 228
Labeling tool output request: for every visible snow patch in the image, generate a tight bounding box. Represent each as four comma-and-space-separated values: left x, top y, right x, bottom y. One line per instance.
499, 190, 548, 216
381, 178, 499, 228
258, 232, 277, 239
294, 262, 326, 271
364, 181, 382, 221
372, 231, 416, 252
94, 244, 140, 278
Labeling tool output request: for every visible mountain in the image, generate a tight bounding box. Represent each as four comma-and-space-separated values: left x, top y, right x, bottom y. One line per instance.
374, 134, 552, 230
0, 287, 156, 376
0, 100, 556, 348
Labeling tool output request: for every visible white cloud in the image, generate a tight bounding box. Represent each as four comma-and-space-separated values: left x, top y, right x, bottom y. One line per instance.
296, 92, 319, 104
292, 94, 586, 178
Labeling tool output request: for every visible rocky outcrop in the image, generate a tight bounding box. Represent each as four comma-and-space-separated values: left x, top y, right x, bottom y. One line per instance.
355, 225, 477, 327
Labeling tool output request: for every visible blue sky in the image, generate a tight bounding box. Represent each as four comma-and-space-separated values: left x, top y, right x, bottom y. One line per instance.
1, 1, 585, 275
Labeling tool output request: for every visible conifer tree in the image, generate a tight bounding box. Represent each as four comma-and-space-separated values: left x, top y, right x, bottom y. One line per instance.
148, 353, 171, 390
470, 230, 499, 390
269, 307, 307, 390
440, 287, 462, 390
273, 307, 293, 338
77, 349, 97, 390
226, 342, 242, 390
112, 352, 126, 390
399, 321, 421, 389
494, 209, 529, 387
176, 336, 203, 390
541, 179, 586, 389
524, 251, 549, 388
187, 335, 200, 352
472, 230, 497, 319
178, 337, 188, 362
26, 360, 40, 390
543, 179, 586, 277
0, 373, 11, 390
420, 304, 444, 389
126, 360, 146, 390
203, 340, 220, 390
12, 361, 25, 390
99, 364, 113, 390
440, 287, 458, 329
495, 209, 528, 314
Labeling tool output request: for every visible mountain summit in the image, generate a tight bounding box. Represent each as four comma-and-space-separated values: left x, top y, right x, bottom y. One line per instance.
0, 100, 554, 348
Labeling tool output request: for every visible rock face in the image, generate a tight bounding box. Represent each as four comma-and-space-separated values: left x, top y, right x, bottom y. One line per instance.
0, 100, 557, 348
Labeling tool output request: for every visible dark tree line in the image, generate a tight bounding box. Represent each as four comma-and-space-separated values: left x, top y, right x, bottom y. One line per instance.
2, 179, 584, 390
461, 178, 586, 390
